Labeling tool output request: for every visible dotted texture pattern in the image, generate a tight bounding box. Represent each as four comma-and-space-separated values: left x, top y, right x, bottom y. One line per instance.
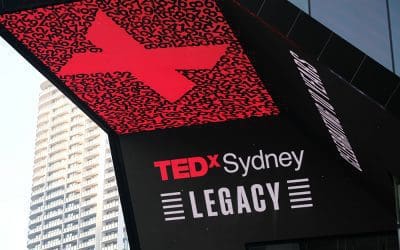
0, 0, 279, 134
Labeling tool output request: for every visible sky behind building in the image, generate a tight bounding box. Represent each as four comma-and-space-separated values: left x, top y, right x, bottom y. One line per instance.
0, 37, 46, 249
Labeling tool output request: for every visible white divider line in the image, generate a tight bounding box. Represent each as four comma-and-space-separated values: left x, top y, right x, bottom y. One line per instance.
291, 204, 313, 209
163, 204, 183, 209
164, 210, 185, 216
165, 216, 186, 221
288, 191, 311, 196
287, 178, 309, 184
288, 184, 310, 190
290, 197, 312, 203
160, 192, 181, 197
161, 197, 182, 203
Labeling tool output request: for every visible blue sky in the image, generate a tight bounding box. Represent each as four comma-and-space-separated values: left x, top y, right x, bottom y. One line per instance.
0, 37, 46, 249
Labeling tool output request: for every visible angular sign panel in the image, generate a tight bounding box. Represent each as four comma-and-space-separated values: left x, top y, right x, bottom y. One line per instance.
0, 0, 279, 134
0, 1, 399, 250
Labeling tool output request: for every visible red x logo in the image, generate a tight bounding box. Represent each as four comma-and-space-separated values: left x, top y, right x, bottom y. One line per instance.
207, 154, 220, 168
60, 11, 227, 102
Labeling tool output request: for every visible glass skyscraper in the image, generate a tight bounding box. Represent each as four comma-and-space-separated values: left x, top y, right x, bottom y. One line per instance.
288, 0, 400, 76
238, 0, 400, 133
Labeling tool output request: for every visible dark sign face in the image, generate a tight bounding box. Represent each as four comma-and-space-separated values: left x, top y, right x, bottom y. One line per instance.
117, 118, 395, 250
113, 49, 397, 250
1, 1, 399, 250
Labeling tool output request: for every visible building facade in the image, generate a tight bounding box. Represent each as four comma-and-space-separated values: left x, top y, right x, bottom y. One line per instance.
288, 0, 400, 76
239, 0, 400, 118
27, 81, 129, 250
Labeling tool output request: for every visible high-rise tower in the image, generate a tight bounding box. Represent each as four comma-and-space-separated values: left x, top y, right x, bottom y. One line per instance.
27, 81, 129, 250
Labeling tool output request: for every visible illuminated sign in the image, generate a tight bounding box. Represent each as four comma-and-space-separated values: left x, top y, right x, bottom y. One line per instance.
0, 0, 279, 134
60, 11, 228, 102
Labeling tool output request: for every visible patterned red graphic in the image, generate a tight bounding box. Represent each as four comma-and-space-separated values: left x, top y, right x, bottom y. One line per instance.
60, 11, 228, 102
0, 0, 280, 134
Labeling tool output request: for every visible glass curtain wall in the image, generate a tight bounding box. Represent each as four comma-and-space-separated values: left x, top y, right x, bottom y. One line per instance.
387, 0, 400, 74
288, 0, 399, 76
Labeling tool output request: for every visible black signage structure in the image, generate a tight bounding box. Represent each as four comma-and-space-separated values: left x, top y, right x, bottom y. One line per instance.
109, 2, 399, 250
0, 1, 399, 250
111, 65, 399, 247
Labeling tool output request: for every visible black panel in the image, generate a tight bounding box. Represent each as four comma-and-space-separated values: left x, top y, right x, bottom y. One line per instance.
117, 116, 397, 250
288, 13, 332, 56
351, 57, 400, 105
306, 239, 337, 250
352, 237, 379, 250
386, 84, 400, 117
258, 0, 300, 35
248, 232, 399, 250
384, 234, 400, 250
319, 34, 365, 81
248, 243, 300, 250
238, 0, 265, 14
